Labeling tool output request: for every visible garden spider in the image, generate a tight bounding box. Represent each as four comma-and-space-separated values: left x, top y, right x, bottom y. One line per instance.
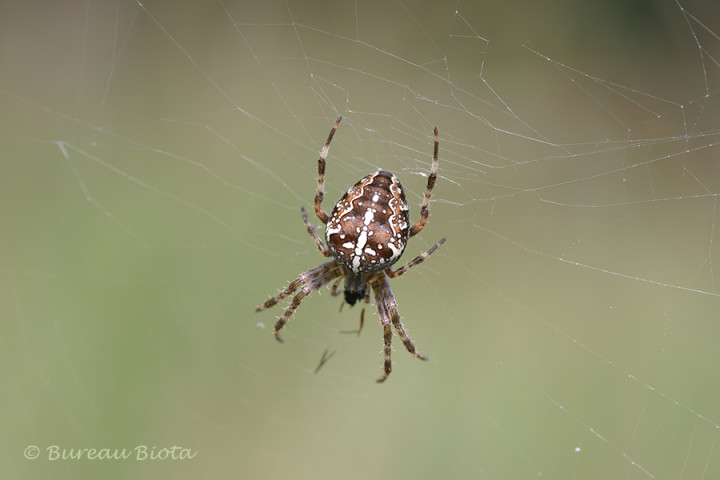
256, 116, 445, 382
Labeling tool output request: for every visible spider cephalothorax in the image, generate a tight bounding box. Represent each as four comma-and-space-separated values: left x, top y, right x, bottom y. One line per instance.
256, 116, 444, 382
342, 273, 368, 306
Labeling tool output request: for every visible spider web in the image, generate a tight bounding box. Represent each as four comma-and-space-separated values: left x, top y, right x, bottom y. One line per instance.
2, 0, 720, 478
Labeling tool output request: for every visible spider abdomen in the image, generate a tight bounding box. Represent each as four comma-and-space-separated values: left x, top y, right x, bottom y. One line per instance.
326, 170, 410, 273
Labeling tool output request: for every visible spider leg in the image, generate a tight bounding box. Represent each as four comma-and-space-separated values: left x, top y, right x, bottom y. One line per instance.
374, 294, 394, 383
357, 306, 366, 337
301, 206, 331, 257
355, 293, 370, 336
315, 116, 343, 224
371, 273, 427, 383
385, 238, 445, 278
378, 274, 428, 360
271, 261, 343, 342
256, 275, 304, 312
409, 127, 439, 237
330, 277, 343, 297
256, 260, 342, 341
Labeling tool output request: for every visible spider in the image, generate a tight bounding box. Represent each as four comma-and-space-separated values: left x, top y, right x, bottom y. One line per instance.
256, 116, 445, 382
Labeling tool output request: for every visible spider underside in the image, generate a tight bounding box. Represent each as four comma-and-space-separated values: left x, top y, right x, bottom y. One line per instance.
256, 116, 444, 382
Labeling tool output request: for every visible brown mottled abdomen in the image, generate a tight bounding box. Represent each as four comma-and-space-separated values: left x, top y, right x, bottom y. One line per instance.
325, 170, 410, 273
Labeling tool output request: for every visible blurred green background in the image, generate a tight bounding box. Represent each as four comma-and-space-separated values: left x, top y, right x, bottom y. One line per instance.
2, 0, 720, 478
